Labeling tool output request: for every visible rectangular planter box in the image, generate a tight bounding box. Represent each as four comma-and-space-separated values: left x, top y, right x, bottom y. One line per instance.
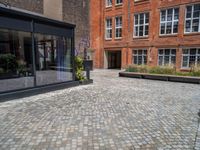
119, 72, 200, 84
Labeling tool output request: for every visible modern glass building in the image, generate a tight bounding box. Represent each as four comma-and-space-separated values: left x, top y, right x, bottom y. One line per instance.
0, 6, 75, 94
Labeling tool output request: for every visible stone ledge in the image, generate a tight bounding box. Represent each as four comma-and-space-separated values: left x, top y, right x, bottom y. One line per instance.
119, 72, 200, 84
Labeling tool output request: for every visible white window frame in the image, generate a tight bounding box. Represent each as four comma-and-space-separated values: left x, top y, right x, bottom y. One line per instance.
105, 0, 112, 7
181, 48, 200, 68
160, 8, 179, 35
133, 49, 147, 65
115, 16, 122, 39
185, 4, 200, 33
116, 0, 123, 5
105, 18, 112, 40
134, 12, 149, 38
158, 49, 176, 66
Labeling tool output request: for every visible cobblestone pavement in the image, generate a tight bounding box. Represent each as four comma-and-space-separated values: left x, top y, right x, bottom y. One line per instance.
0, 69, 200, 150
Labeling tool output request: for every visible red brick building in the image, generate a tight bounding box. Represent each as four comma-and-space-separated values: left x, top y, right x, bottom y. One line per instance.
90, 0, 200, 71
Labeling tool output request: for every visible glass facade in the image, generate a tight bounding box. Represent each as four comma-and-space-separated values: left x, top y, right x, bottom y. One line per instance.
0, 29, 34, 92
0, 7, 75, 94
35, 34, 73, 86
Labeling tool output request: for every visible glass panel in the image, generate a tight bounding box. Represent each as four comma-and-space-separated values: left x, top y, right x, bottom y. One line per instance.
139, 14, 144, 24
134, 26, 138, 36
166, 22, 172, 34
189, 55, 196, 67
139, 26, 143, 36
167, 9, 173, 21
182, 56, 188, 67
35, 33, 73, 86
185, 20, 191, 32
138, 56, 142, 65
145, 25, 149, 35
159, 56, 163, 66
171, 56, 176, 64
143, 56, 147, 64
183, 49, 189, 54
174, 8, 179, 20
145, 13, 149, 23
171, 49, 176, 55
159, 49, 163, 55
161, 10, 166, 21
134, 56, 137, 64
0, 29, 34, 93
165, 49, 170, 55
190, 49, 196, 55
186, 6, 192, 18
198, 49, 200, 54
164, 56, 170, 65
160, 23, 165, 34
197, 56, 200, 65
135, 15, 138, 25
192, 19, 199, 32
173, 21, 178, 33
138, 50, 142, 55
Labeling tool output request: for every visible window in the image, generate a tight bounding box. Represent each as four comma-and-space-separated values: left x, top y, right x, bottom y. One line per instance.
185, 4, 200, 33
105, 18, 112, 39
106, 0, 112, 7
160, 8, 179, 35
182, 48, 200, 68
133, 49, 147, 65
158, 49, 176, 66
116, 0, 122, 5
134, 13, 149, 37
115, 16, 122, 38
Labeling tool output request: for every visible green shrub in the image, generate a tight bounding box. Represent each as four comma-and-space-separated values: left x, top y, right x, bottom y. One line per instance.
17, 60, 27, 76
0, 54, 17, 73
0, 68, 4, 75
75, 56, 85, 81
149, 66, 175, 75
126, 65, 138, 72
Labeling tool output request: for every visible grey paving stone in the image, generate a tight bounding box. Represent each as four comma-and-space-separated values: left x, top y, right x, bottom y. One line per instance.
0, 69, 200, 150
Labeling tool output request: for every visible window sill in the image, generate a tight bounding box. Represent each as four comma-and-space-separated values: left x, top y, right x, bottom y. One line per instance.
159, 34, 178, 38
105, 38, 112, 41
105, 6, 112, 10
115, 38, 122, 40
133, 36, 149, 40
184, 32, 200, 36
134, 0, 150, 6
115, 4, 123, 7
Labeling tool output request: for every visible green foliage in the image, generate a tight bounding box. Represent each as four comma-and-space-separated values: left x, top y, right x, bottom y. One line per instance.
17, 60, 27, 76
126, 65, 200, 77
0, 54, 17, 73
0, 68, 4, 75
149, 66, 175, 75
75, 56, 85, 81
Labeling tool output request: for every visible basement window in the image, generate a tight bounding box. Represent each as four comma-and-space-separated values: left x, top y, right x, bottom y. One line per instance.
158, 49, 176, 66
182, 48, 200, 68
133, 49, 147, 65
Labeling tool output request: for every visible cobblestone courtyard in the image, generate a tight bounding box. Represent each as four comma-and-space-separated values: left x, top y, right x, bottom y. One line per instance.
0, 70, 200, 150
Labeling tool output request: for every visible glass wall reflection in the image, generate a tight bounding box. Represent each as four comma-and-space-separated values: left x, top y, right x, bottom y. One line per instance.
35, 34, 73, 86
0, 29, 34, 92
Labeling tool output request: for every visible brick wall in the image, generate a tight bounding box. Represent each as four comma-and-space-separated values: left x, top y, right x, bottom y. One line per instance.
0, 0, 43, 14
90, 0, 200, 69
63, 0, 90, 51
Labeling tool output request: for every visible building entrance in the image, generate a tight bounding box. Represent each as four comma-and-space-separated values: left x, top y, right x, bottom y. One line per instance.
107, 51, 121, 69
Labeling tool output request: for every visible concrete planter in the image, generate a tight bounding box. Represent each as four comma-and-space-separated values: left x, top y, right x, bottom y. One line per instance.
119, 72, 200, 84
